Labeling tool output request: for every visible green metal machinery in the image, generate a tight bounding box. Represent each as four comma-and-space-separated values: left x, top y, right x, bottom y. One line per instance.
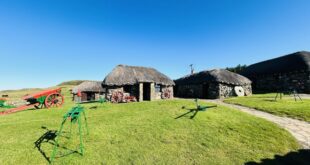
99, 96, 106, 104
0, 98, 14, 109
50, 105, 89, 163
195, 98, 210, 111
0, 99, 6, 107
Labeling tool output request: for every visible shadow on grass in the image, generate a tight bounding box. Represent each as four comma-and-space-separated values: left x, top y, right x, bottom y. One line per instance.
34, 126, 79, 163
262, 99, 277, 102
245, 149, 310, 165
175, 105, 217, 119
89, 106, 98, 109
34, 127, 57, 163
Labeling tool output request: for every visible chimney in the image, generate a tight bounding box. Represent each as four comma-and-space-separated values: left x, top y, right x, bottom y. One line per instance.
190, 64, 194, 74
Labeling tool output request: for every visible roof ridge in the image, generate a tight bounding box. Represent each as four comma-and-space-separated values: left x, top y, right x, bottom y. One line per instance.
117, 64, 156, 70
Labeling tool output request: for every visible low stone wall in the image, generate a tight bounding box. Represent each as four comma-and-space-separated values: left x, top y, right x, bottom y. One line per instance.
249, 70, 310, 93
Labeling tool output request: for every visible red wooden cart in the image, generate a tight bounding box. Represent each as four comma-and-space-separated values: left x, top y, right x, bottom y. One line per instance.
0, 88, 64, 116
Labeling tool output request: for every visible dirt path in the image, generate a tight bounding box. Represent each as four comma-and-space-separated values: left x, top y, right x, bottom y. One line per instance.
204, 99, 310, 149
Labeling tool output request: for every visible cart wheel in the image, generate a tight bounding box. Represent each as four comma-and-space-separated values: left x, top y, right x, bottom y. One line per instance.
161, 89, 171, 99
45, 93, 64, 108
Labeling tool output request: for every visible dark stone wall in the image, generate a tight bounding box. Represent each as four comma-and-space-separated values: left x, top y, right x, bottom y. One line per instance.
175, 84, 200, 98
106, 85, 140, 100
175, 83, 252, 99
208, 83, 221, 99
249, 70, 310, 93
175, 83, 216, 99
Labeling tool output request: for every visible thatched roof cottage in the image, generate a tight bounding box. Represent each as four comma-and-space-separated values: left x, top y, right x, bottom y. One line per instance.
102, 65, 175, 102
72, 81, 105, 102
175, 69, 252, 99
241, 51, 310, 93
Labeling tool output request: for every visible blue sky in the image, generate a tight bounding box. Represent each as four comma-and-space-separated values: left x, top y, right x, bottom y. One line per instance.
1, 0, 310, 90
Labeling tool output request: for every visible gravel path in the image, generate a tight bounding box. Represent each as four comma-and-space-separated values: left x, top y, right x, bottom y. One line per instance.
203, 99, 310, 149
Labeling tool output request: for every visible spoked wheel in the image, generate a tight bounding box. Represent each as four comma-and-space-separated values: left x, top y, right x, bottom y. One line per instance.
161, 89, 172, 99
45, 93, 65, 108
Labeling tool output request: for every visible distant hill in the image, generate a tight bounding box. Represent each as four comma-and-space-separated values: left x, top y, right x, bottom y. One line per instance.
57, 80, 89, 86
0, 80, 91, 95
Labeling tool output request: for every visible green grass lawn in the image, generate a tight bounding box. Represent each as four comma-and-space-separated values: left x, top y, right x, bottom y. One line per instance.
224, 94, 310, 122
0, 88, 300, 164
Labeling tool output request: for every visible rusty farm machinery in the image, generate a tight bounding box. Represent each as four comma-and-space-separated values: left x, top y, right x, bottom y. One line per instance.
0, 88, 64, 116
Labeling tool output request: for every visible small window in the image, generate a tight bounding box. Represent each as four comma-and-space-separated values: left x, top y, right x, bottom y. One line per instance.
124, 85, 132, 93
155, 84, 161, 93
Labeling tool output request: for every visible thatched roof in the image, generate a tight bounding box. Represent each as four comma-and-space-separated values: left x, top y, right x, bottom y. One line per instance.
72, 81, 105, 93
175, 69, 251, 85
102, 65, 175, 86
242, 51, 310, 76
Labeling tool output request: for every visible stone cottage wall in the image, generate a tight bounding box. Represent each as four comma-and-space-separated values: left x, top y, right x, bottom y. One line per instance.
175, 83, 220, 99
139, 83, 143, 101
105, 86, 124, 101
155, 90, 161, 100
243, 84, 252, 96
160, 86, 174, 99
153, 85, 174, 100
106, 87, 124, 94
207, 83, 221, 99
176, 83, 252, 99
218, 83, 252, 99
142, 83, 174, 101
175, 84, 204, 98
250, 70, 310, 93
150, 83, 155, 101
106, 84, 174, 102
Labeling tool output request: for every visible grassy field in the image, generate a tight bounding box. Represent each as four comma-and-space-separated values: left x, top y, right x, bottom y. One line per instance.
0, 88, 300, 164
224, 94, 310, 122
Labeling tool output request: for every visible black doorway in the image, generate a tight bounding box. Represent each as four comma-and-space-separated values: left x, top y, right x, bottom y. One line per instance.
143, 83, 151, 101
202, 84, 209, 98
86, 92, 95, 101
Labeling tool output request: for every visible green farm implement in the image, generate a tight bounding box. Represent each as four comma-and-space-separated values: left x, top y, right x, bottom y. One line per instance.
50, 105, 89, 163
0, 98, 7, 107
0, 88, 64, 116
0, 98, 15, 109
